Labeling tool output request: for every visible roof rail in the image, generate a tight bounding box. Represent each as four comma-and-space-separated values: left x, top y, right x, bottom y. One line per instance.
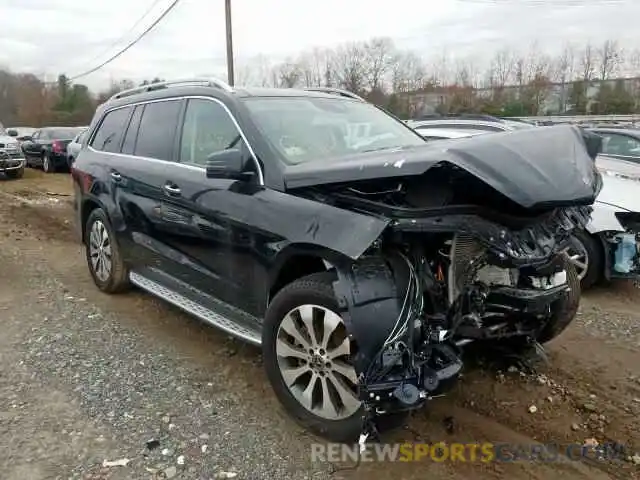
303, 87, 365, 102
108, 77, 234, 102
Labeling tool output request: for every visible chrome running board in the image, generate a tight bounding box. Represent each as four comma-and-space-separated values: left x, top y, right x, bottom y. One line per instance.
129, 271, 262, 346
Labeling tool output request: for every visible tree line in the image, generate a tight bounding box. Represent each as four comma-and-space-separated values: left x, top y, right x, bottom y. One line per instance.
0, 73, 165, 128
2, 37, 640, 127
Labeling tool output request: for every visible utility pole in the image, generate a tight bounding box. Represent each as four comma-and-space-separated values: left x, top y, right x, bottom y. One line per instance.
225, 0, 235, 86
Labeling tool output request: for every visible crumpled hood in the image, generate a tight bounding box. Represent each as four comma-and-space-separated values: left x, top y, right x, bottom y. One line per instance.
596, 173, 640, 212
284, 125, 601, 209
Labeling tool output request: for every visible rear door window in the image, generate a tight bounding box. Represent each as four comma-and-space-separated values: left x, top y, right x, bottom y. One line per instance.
134, 100, 182, 161
90, 106, 133, 153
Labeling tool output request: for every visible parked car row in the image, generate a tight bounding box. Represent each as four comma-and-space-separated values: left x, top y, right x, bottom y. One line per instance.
409, 115, 640, 291
3, 125, 87, 174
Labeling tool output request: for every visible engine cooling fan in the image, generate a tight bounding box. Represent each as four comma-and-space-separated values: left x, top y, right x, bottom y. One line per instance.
447, 233, 519, 303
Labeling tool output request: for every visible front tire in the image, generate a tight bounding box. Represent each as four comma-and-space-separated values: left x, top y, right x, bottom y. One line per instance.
263, 272, 365, 441
84, 208, 130, 293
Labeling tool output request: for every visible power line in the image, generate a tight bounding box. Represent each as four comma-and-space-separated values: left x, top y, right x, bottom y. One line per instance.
67, 0, 181, 82
65, 0, 166, 74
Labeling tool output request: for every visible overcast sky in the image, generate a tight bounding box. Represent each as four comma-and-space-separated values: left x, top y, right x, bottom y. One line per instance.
1, 0, 639, 91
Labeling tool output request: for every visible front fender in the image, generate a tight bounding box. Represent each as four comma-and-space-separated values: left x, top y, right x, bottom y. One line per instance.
586, 201, 626, 234
247, 188, 390, 260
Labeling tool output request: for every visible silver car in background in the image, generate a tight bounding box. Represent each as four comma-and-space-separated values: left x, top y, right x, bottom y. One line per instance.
66, 128, 89, 168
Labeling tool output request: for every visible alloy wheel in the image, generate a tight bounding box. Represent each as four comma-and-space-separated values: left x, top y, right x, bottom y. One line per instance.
275, 304, 360, 420
43, 155, 50, 172
88, 220, 112, 282
565, 237, 589, 281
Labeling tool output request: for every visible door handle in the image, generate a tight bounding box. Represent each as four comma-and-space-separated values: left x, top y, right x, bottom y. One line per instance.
163, 183, 181, 196
110, 171, 122, 182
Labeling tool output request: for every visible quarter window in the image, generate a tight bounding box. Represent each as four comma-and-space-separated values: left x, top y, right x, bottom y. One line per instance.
179, 98, 243, 166
90, 107, 132, 153
134, 100, 182, 161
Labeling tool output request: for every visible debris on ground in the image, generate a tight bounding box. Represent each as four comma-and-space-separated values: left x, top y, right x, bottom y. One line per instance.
163, 465, 178, 479
102, 458, 130, 467
214, 472, 238, 479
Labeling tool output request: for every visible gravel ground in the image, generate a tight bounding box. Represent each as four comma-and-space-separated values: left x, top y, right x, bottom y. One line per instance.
0, 169, 639, 480
0, 238, 328, 480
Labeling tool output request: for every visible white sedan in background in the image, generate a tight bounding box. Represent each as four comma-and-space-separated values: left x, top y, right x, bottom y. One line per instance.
410, 124, 640, 290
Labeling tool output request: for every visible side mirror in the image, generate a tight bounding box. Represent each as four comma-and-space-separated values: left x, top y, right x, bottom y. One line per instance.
205, 148, 249, 180
7, 129, 18, 137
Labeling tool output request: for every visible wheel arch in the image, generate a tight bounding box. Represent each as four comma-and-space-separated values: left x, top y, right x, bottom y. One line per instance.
79, 197, 106, 243
267, 243, 350, 306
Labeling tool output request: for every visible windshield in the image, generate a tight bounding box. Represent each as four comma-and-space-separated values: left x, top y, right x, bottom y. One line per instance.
242, 97, 426, 164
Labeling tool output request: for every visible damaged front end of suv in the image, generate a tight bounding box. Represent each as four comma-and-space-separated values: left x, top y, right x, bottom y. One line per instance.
275, 124, 601, 442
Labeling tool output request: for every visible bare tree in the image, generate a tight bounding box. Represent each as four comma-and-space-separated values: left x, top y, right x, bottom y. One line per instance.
527, 45, 552, 82
627, 48, 640, 78
552, 43, 576, 111
428, 50, 452, 87
364, 37, 395, 91
331, 41, 369, 93
579, 42, 596, 81
296, 48, 333, 87
276, 60, 302, 88
598, 39, 622, 80
490, 48, 515, 88
454, 58, 479, 88
391, 51, 426, 92
552, 43, 575, 83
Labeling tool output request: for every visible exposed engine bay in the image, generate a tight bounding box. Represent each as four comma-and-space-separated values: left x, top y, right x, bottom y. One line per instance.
296, 166, 592, 442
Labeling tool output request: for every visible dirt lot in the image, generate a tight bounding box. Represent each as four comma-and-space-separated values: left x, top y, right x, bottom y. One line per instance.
1, 169, 639, 479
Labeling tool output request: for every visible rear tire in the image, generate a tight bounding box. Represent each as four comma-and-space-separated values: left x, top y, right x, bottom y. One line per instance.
43, 153, 55, 173
84, 208, 130, 293
263, 272, 407, 441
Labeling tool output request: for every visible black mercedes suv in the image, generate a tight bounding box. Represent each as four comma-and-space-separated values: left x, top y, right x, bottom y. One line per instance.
72, 79, 599, 442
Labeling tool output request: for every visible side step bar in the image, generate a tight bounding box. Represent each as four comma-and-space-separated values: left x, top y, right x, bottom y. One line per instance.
129, 271, 262, 346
